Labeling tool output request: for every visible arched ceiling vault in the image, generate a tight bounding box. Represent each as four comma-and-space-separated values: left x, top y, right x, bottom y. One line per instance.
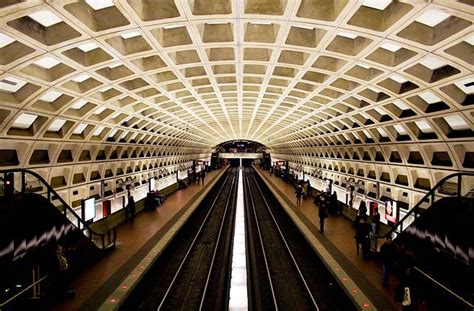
0, 0, 472, 175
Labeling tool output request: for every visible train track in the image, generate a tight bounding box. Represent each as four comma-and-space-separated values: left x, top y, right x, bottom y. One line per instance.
244, 167, 355, 311
121, 168, 237, 310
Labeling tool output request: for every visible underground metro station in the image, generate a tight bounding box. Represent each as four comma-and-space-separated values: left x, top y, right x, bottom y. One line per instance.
0, 1, 473, 310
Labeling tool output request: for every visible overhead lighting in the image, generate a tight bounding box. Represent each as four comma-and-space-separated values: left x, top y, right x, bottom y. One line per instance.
77, 42, 99, 52
100, 86, 113, 93
358, 63, 371, 69
72, 74, 91, 83
0, 33, 15, 48
120, 31, 141, 39
108, 62, 122, 68
373, 106, 386, 115
415, 120, 434, 133
454, 78, 473, 94
465, 35, 474, 45
48, 119, 67, 132
0, 76, 26, 92
40, 90, 62, 102
420, 57, 445, 70
85, 0, 114, 10
248, 21, 272, 26
206, 21, 228, 25
13, 113, 38, 129
362, 0, 391, 10
93, 125, 104, 136
73, 123, 88, 135
393, 124, 407, 135
295, 25, 314, 30
71, 100, 87, 110
416, 10, 450, 27
28, 11, 62, 27
444, 115, 469, 130
419, 91, 441, 104
34, 56, 60, 69
390, 74, 408, 83
163, 24, 184, 29
377, 128, 388, 137
393, 99, 409, 110
380, 42, 401, 52
94, 106, 107, 114
338, 31, 357, 39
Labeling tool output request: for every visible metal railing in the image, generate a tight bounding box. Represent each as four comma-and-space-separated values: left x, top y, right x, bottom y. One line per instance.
381, 172, 474, 241
0, 169, 116, 250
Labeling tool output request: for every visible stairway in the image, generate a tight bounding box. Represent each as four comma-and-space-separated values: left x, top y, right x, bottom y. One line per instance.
384, 173, 474, 310
0, 169, 116, 309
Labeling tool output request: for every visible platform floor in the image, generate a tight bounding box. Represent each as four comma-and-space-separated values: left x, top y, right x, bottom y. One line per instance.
51, 168, 224, 311
256, 167, 401, 310
52, 166, 401, 310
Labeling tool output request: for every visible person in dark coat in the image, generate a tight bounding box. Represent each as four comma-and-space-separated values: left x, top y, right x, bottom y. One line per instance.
319, 203, 328, 233
353, 200, 368, 226
380, 237, 396, 288
372, 208, 381, 237
355, 217, 372, 258
295, 184, 302, 207
126, 196, 136, 221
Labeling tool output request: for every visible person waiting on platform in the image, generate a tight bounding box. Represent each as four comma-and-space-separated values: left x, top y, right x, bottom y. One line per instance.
154, 189, 165, 204
55, 244, 75, 298
178, 179, 188, 189
126, 196, 136, 221
318, 203, 328, 233
295, 184, 303, 207
355, 217, 372, 259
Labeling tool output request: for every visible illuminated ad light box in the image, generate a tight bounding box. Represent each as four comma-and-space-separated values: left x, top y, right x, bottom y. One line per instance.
82, 197, 96, 222
149, 178, 156, 192
385, 200, 398, 225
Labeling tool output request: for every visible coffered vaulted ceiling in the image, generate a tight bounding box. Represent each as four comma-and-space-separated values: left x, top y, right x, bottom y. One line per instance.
0, 0, 472, 175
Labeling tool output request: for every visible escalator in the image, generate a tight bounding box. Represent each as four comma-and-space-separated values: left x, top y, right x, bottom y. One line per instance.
383, 173, 474, 310
0, 170, 116, 309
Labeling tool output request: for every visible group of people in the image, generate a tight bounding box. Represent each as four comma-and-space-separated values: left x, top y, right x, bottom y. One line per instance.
294, 180, 312, 207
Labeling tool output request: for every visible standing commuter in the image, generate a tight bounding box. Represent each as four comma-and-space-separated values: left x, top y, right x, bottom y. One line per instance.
355, 217, 372, 259
319, 203, 328, 233
372, 208, 381, 238
380, 237, 395, 288
295, 184, 302, 207
126, 196, 136, 221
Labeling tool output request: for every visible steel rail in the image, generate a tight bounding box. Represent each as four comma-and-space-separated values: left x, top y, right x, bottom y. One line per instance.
250, 171, 320, 311
244, 169, 279, 310
199, 174, 237, 310
157, 171, 233, 310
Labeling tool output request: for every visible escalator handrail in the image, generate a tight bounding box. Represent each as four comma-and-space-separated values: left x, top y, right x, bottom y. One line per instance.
382, 172, 474, 239
0, 168, 116, 248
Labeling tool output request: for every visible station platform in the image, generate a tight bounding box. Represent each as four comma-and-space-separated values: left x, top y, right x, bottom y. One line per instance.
51, 165, 401, 310
51, 168, 226, 311
255, 167, 401, 310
